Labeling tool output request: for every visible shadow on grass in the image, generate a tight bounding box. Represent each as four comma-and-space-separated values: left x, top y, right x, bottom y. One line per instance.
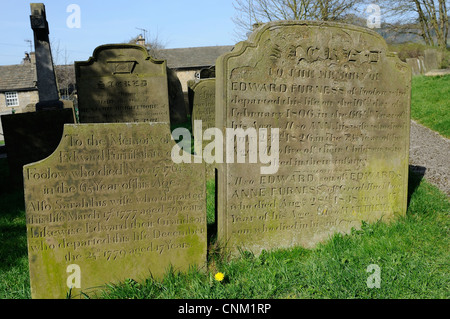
0, 158, 28, 272
408, 165, 426, 210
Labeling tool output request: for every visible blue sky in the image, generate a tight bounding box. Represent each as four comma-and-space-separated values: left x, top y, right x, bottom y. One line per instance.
0, 0, 237, 65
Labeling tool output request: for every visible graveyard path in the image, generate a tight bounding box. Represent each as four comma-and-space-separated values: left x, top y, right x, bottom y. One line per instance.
409, 120, 450, 196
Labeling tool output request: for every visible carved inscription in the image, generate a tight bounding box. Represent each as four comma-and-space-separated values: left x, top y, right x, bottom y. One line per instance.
216, 21, 411, 255
75, 44, 170, 124
24, 123, 206, 299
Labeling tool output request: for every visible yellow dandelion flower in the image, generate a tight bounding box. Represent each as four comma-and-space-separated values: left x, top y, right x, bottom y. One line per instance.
214, 272, 225, 282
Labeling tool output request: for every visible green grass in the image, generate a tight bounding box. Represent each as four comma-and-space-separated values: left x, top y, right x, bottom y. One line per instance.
411, 74, 450, 138
1, 157, 448, 299
0, 159, 30, 299
97, 169, 449, 299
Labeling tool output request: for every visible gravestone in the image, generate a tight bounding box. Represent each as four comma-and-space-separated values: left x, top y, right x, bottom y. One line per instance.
406, 57, 426, 75
24, 123, 206, 299
75, 44, 186, 125
30, 3, 63, 110
1, 3, 76, 187
188, 78, 216, 180
1, 109, 76, 186
216, 21, 411, 255
424, 49, 443, 71
199, 66, 216, 79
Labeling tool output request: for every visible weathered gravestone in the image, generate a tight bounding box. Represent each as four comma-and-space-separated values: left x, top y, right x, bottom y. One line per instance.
75, 44, 187, 125
216, 21, 411, 255
24, 123, 206, 299
188, 78, 216, 180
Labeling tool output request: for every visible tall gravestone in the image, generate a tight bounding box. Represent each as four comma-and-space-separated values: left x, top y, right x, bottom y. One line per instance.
24, 123, 206, 299
30, 3, 63, 110
75, 44, 186, 124
1, 3, 75, 187
216, 21, 411, 255
188, 78, 216, 180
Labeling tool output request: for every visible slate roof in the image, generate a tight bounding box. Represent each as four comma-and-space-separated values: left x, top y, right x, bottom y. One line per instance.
155, 45, 235, 69
0, 64, 37, 92
0, 45, 234, 92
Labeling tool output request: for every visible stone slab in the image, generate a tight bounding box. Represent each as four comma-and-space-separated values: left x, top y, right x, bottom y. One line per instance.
424, 49, 443, 71
1, 107, 76, 187
216, 21, 411, 255
189, 78, 216, 180
75, 44, 170, 124
30, 3, 62, 110
24, 123, 206, 299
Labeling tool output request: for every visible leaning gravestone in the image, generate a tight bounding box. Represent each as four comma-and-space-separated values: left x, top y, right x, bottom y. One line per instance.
75, 44, 172, 124
188, 78, 216, 180
216, 21, 411, 255
24, 123, 206, 299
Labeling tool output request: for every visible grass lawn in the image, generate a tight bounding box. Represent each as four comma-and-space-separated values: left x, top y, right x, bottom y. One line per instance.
101, 171, 450, 299
0, 156, 448, 299
0, 160, 29, 299
411, 75, 450, 138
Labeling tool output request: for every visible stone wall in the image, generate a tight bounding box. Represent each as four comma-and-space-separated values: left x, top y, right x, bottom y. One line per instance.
0, 91, 39, 141
175, 69, 198, 92
0, 91, 39, 113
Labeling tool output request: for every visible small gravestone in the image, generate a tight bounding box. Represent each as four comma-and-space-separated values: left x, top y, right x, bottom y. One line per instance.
76, 45, 171, 124
188, 78, 216, 180
216, 21, 411, 255
24, 123, 206, 299
424, 49, 443, 71
1, 109, 76, 186
199, 66, 216, 79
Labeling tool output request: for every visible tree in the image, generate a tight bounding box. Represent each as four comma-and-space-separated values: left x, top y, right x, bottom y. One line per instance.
375, 0, 449, 49
50, 39, 76, 100
232, 0, 360, 39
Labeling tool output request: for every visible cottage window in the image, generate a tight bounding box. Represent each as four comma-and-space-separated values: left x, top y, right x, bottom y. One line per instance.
5, 92, 19, 107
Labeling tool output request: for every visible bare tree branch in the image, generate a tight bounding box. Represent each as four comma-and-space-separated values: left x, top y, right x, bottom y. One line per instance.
232, 0, 359, 40
376, 0, 448, 49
